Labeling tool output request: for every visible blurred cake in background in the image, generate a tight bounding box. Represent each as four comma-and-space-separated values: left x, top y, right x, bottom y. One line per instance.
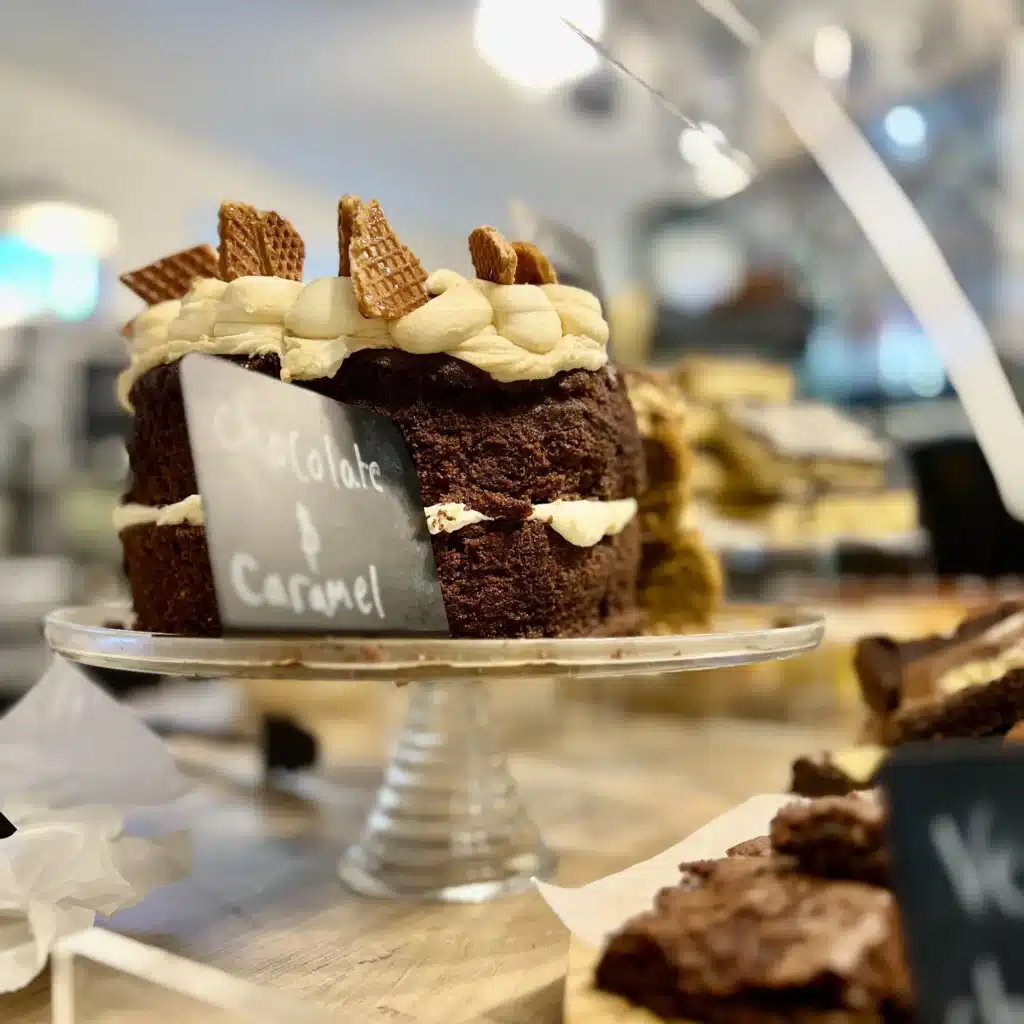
672, 357, 919, 552
626, 369, 722, 631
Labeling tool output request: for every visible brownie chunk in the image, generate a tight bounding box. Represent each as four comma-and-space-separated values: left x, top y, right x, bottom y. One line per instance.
889, 667, 1024, 745
791, 748, 886, 798
771, 795, 888, 888
596, 865, 912, 1023
854, 602, 1024, 714
727, 835, 772, 858
679, 854, 792, 890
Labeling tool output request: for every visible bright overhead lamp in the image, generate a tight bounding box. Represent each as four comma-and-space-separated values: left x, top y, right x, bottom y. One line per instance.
474, 0, 605, 91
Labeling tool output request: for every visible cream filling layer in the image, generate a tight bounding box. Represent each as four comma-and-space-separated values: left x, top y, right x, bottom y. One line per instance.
113, 494, 204, 532
120, 272, 609, 409
115, 495, 638, 548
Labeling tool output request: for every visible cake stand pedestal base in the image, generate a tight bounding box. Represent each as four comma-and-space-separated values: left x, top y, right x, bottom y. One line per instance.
44, 602, 825, 903
338, 680, 556, 902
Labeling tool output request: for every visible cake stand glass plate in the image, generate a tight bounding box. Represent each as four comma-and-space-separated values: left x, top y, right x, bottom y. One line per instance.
44, 603, 824, 904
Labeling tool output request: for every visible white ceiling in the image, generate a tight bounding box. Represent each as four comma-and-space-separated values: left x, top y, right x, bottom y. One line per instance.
0, 0, 687, 295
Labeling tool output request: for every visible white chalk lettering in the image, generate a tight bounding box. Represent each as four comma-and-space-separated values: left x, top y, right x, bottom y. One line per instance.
307, 447, 324, 483
263, 573, 289, 608
945, 958, 1024, 1024
287, 574, 309, 613
231, 553, 263, 607
209, 399, 391, 495
931, 805, 1024, 919
308, 583, 328, 615
370, 564, 385, 619
229, 555, 386, 622
353, 575, 372, 615
340, 458, 358, 489
288, 431, 308, 483
353, 443, 382, 492
323, 433, 342, 489
325, 578, 354, 612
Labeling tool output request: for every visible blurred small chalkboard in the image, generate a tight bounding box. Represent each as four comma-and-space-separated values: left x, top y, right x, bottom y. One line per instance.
883, 742, 1024, 1024
909, 439, 1024, 577
181, 355, 449, 636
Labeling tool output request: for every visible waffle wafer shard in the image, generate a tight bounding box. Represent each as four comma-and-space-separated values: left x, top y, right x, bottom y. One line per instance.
511, 241, 558, 285
349, 200, 429, 319
119, 244, 219, 305
337, 195, 361, 276
218, 202, 264, 281
469, 226, 517, 285
258, 211, 305, 281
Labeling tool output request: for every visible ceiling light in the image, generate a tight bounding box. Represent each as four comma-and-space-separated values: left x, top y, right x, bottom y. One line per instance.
813, 25, 852, 80
678, 122, 727, 165
474, 0, 605, 92
9, 202, 118, 257
883, 106, 928, 151
694, 156, 754, 200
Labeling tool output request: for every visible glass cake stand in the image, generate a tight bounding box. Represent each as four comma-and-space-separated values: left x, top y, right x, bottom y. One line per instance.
44, 602, 824, 903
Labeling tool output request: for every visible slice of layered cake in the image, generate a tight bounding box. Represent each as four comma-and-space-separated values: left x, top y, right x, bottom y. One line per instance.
116, 199, 644, 638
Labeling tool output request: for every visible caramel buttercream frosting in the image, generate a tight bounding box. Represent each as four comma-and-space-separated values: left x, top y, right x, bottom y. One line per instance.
118, 206, 611, 408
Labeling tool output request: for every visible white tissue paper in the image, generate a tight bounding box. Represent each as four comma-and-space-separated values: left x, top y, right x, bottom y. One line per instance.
0, 655, 191, 992
536, 794, 793, 948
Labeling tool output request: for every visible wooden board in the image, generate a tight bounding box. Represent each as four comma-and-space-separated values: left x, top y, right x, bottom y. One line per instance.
0, 693, 839, 1023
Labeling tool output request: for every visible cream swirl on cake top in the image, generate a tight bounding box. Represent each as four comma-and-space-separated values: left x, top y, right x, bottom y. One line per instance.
119, 270, 610, 409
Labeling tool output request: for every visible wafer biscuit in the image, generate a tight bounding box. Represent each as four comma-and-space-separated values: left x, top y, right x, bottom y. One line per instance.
469, 226, 517, 284
337, 195, 360, 276
218, 202, 264, 281
349, 200, 429, 319
511, 241, 558, 285
119, 244, 219, 305
258, 211, 305, 281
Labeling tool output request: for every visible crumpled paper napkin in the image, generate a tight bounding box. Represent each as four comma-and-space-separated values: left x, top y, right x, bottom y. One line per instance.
0, 655, 192, 992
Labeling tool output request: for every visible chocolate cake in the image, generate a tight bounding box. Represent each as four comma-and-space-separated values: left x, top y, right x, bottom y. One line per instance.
116, 202, 644, 638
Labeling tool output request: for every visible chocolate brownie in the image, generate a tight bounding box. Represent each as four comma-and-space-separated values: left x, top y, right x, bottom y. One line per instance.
727, 835, 772, 858
888, 667, 1024, 745
770, 795, 888, 888
854, 602, 1024, 714
596, 865, 913, 1023
791, 747, 885, 798
679, 854, 790, 890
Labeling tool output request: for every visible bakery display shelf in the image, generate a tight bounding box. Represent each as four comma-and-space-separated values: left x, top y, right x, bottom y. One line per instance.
45, 602, 824, 904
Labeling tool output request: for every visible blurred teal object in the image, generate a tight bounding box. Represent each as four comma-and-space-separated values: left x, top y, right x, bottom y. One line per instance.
0, 234, 99, 325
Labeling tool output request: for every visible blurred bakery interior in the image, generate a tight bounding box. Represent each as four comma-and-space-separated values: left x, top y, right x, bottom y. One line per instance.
0, 0, 1021, 717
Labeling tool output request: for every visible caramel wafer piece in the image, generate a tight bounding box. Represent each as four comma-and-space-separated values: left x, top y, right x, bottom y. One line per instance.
469, 226, 517, 285
337, 194, 360, 277
218, 202, 265, 281
511, 241, 558, 285
258, 211, 305, 281
119, 244, 219, 305
349, 200, 429, 319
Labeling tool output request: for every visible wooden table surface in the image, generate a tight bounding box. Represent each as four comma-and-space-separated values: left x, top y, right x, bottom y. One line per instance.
0, 683, 844, 1023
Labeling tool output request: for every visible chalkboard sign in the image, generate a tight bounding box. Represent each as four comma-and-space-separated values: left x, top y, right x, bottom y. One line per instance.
882, 742, 1024, 1024
180, 354, 449, 636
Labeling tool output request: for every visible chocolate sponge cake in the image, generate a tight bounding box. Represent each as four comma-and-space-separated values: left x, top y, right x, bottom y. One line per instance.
116, 200, 644, 638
